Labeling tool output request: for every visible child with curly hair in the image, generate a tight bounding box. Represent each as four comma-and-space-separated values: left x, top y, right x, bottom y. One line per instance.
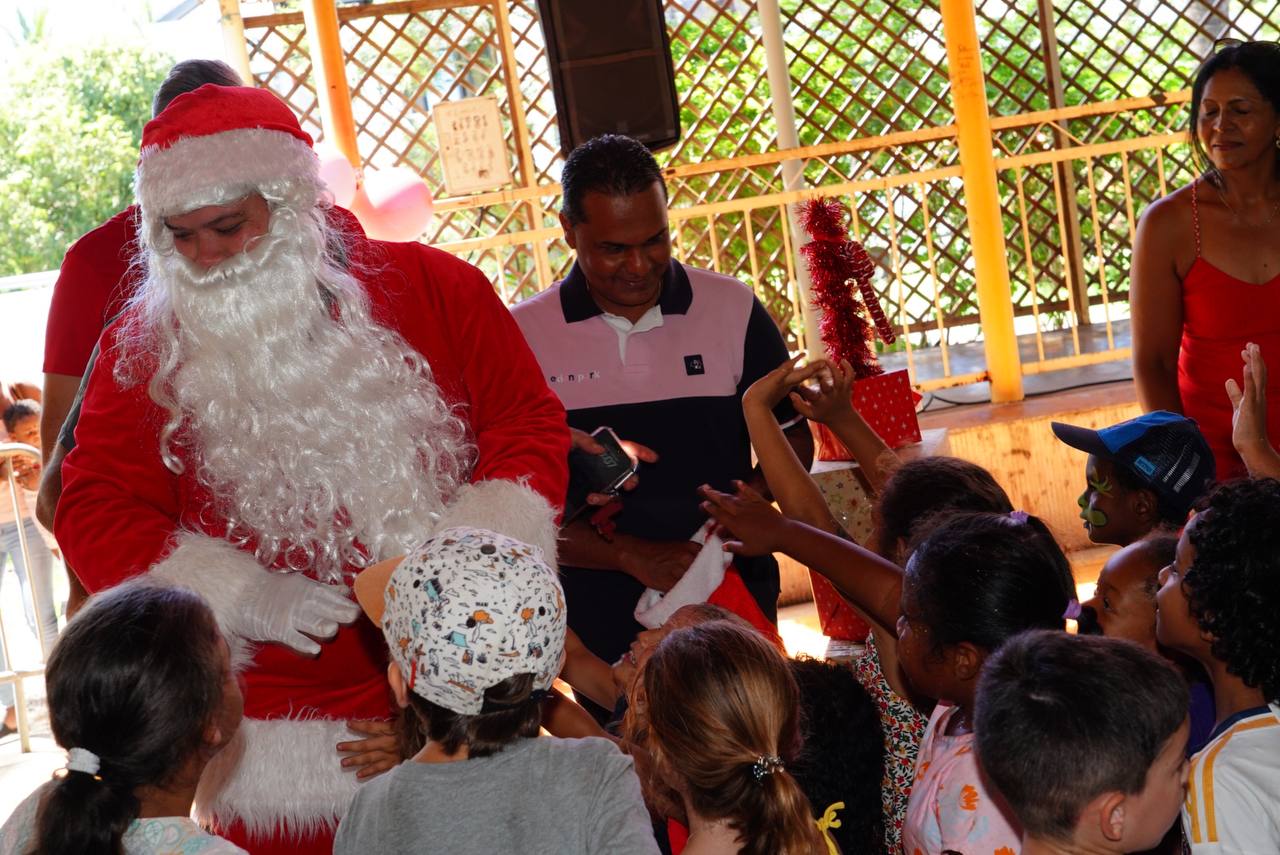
1155, 478, 1280, 853
789, 655, 886, 855
624, 620, 827, 855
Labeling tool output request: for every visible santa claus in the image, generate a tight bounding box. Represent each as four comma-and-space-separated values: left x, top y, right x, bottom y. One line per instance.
54, 85, 568, 853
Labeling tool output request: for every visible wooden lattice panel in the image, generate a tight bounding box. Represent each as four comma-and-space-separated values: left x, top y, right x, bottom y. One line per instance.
973, 0, 1051, 118
782, 0, 954, 143
244, 21, 322, 140
239, 0, 1280, 375
1054, 0, 1280, 104
507, 0, 563, 185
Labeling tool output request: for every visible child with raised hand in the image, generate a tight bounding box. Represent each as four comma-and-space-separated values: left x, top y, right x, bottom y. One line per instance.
624, 620, 827, 855
701, 490, 1075, 855
340, 526, 658, 855
975, 630, 1191, 855
1225, 342, 1280, 478
0, 579, 246, 854
1155, 479, 1280, 854
739, 355, 1014, 855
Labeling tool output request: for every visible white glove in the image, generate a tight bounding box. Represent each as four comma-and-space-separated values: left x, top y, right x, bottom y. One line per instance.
235, 572, 362, 656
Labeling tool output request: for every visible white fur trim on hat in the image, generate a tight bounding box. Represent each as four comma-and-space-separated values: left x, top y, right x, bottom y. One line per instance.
434, 479, 560, 567
136, 127, 318, 221
634, 520, 731, 629
194, 716, 367, 840
149, 531, 265, 672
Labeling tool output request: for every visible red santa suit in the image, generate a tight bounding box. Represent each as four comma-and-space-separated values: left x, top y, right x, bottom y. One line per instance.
43, 206, 139, 378
54, 86, 568, 855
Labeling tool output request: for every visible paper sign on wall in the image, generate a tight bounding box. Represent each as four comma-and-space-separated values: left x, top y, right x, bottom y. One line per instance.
433, 96, 513, 196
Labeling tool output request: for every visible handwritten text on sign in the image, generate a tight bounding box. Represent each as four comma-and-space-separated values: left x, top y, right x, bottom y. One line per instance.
433, 96, 514, 196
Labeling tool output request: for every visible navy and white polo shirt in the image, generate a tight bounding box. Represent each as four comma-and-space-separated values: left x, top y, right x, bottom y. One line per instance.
513, 260, 798, 663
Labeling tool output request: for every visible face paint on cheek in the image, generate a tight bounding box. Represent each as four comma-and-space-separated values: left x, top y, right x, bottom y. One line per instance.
1079, 473, 1114, 528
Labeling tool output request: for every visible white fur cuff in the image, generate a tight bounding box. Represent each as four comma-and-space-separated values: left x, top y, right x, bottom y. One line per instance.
149, 531, 266, 669
194, 717, 367, 840
436, 480, 560, 567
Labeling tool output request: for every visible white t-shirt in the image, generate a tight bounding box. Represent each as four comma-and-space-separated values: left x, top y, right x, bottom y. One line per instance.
1, 783, 247, 855
1183, 702, 1280, 854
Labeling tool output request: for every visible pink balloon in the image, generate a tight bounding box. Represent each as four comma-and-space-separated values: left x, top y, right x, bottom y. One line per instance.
315, 146, 357, 208
354, 166, 434, 242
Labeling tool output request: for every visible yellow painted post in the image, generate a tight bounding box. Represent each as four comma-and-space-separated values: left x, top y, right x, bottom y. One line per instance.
217, 0, 253, 86
940, 0, 1023, 402
300, 0, 361, 169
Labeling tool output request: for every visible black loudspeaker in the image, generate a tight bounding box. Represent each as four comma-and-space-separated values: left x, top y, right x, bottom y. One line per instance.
535, 0, 681, 155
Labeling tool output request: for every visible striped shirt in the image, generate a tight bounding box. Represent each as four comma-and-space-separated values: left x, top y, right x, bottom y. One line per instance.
1182, 702, 1280, 853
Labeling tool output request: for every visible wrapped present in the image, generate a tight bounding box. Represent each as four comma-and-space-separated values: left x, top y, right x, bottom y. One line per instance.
809, 574, 870, 641
805, 461, 874, 641
814, 368, 922, 461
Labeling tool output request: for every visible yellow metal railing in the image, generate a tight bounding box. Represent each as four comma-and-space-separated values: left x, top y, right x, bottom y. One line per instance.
232, 0, 1198, 399
419, 90, 1190, 394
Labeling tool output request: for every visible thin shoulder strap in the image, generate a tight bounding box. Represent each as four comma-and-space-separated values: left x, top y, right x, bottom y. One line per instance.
1191, 178, 1202, 258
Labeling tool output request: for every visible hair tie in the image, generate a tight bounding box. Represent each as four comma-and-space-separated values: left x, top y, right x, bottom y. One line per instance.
816, 801, 845, 855
529, 688, 550, 702
65, 747, 102, 779
1008, 510, 1029, 524
750, 754, 784, 784
1063, 598, 1083, 620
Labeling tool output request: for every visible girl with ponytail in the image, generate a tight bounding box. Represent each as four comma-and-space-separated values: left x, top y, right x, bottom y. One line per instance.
624, 621, 827, 855
0, 579, 244, 854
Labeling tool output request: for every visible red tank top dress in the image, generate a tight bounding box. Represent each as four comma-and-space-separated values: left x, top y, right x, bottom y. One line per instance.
1177, 180, 1280, 480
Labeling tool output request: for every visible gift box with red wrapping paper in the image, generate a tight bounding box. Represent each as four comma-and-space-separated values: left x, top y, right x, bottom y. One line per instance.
809, 574, 870, 641
813, 368, 922, 461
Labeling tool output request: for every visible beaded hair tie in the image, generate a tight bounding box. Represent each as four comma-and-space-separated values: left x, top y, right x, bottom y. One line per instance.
750, 754, 784, 783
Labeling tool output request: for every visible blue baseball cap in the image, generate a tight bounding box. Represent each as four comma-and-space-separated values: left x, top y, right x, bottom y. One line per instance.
1051, 411, 1215, 520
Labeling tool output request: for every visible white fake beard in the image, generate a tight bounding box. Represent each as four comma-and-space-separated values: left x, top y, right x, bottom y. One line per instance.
118, 203, 473, 581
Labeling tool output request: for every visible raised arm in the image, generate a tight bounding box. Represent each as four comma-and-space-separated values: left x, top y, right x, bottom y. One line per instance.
1227, 342, 1280, 478
742, 357, 840, 531
1130, 197, 1188, 413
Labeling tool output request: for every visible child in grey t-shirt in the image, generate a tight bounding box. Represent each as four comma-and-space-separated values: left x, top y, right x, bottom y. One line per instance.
336, 527, 658, 855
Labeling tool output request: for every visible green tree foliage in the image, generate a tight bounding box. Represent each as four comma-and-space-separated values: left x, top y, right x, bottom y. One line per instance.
0, 42, 172, 275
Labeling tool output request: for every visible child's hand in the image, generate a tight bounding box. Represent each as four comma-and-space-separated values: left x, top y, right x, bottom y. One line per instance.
10, 455, 40, 490
743, 354, 829, 412
612, 653, 638, 697
699, 481, 792, 557
789, 358, 856, 425
338, 719, 400, 779
1227, 343, 1270, 455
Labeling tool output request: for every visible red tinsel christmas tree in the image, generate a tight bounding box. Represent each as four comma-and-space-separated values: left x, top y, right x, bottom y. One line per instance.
798, 198, 895, 379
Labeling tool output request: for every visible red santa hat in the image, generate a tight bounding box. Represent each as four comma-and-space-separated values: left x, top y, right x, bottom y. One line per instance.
135, 84, 319, 219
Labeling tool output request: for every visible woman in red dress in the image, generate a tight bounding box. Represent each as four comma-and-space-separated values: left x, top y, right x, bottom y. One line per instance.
1131, 41, 1280, 480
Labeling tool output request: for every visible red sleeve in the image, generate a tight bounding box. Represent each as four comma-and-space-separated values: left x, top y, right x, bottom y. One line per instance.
407, 248, 570, 515
43, 209, 139, 377
54, 319, 181, 592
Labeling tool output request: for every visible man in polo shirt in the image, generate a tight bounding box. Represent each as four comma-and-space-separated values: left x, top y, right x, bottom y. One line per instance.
513, 134, 813, 683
